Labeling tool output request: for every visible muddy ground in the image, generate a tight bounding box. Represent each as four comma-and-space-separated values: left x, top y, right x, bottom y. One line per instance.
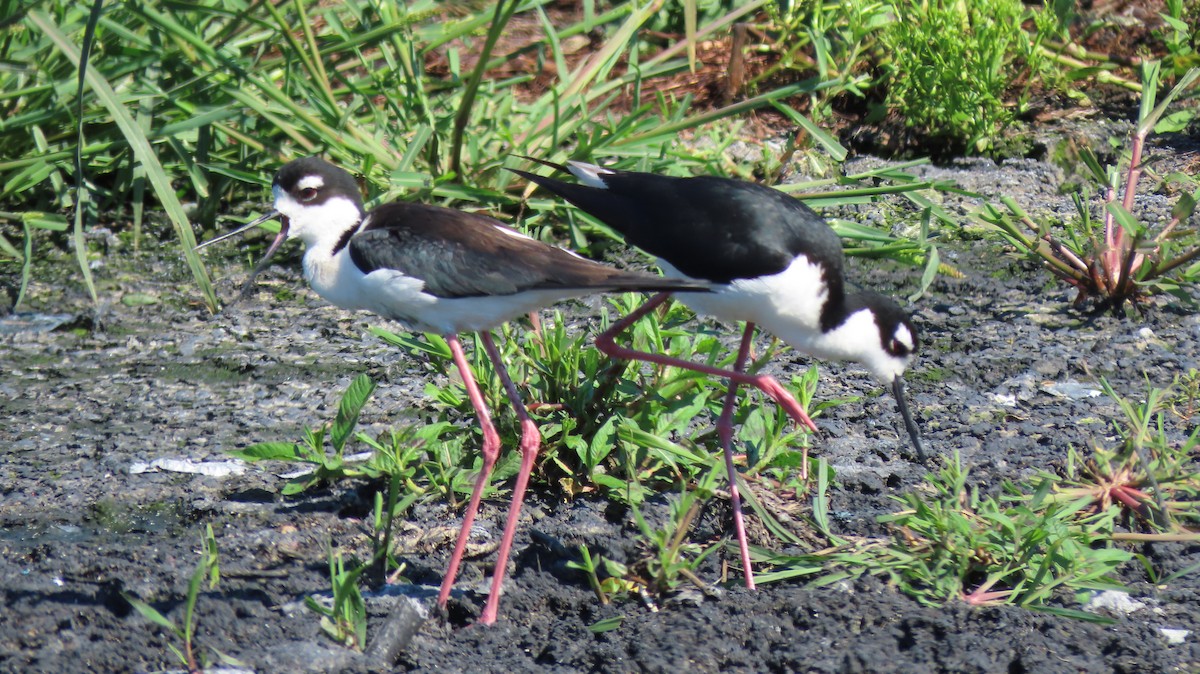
2, 130, 1199, 673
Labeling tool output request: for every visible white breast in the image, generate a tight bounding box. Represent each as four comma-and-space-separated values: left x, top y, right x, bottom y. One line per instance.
662, 256, 829, 343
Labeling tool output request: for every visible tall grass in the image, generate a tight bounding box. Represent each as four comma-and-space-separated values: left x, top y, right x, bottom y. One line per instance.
1, 0, 954, 311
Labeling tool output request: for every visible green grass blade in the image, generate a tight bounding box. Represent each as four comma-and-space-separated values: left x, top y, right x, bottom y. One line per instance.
124, 594, 181, 635
69, 0, 103, 309
449, 0, 522, 177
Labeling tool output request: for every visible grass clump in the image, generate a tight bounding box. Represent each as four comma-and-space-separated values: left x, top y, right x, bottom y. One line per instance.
372, 299, 819, 506
1056, 377, 1200, 533
879, 0, 1055, 155
755, 375, 1199, 620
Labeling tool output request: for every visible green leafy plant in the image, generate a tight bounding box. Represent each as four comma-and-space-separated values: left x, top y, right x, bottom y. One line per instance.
1158, 0, 1199, 77
305, 548, 369, 651
752, 0, 890, 123
978, 64, 1200, 314
565, 543, 634, 606
361, 426, 428, 581
881, 0, 1056, 154
229, 374, 379, 495
757, 456, 1133, 621
229, 373, 484, 572
125, 525, 244, 672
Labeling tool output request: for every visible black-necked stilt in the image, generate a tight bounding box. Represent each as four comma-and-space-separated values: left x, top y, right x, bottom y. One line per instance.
511, 158, 925, 589
200, 156, 709, 624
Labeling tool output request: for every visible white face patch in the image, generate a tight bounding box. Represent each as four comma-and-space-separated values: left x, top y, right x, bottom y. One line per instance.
273, 188, 363, 249
297, 175, 325, 191
894, 323, 914, 352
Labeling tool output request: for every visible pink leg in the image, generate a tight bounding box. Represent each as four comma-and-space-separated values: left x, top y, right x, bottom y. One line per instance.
437, 334, 502, 610
597, 295, 820, 586
477, 332, 540, 625
596, 293, 819, 436
718, 323, 757, 590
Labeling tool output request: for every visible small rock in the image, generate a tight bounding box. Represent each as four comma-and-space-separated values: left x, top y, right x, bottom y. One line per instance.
991, 392, 1017, 407
1085, 590, 1146, 615
1159, 628, 1190, 645
1041, 381, 1102, 399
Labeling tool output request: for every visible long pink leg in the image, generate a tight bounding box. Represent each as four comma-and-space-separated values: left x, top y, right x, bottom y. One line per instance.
596, 293, 819, 435
437, 334, 502, 611
718, 323, 757, 589
475, 332, 540, 625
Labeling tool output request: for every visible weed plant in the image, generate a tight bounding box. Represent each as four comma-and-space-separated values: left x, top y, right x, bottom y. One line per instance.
746, 0, 1152, 155
125, 526, 245, 671
1054, 377, 1200, 532
755, 376, 1199, 619
879, 0, 1055, 155
629, 470, 723, 596
305, 548, 369, 651
978, 64, 1200, 314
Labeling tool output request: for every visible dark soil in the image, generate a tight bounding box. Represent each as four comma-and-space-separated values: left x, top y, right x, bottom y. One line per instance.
2, 143, 1198, 673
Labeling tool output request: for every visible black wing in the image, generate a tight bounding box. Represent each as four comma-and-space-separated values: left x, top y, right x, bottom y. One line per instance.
511, 166, 845, 288
348, 202, 704, 299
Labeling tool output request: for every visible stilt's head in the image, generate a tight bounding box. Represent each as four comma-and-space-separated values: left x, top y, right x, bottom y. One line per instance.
848, 292, 925, 461
852, 292, 919, 384
269, 156, 364, 249
198, 156, 365, 285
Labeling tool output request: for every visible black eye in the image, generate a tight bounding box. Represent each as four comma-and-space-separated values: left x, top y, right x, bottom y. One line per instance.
890, 338, 908, 356
298, 187, 318, 201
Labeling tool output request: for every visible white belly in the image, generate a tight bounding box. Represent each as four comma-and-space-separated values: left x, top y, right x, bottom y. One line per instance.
660, 257, 830, 351
304, 249, 587, 334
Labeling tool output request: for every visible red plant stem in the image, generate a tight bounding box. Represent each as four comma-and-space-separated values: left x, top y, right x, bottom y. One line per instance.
1155, 214, 1183, 243
1104, 129, 1149, 294
1112, 487, 1147, 510
1042, 234, 1089, 273
1101, 187, 1119, 293
1122, 486, 1153, 501
1122, 131, 1146, 213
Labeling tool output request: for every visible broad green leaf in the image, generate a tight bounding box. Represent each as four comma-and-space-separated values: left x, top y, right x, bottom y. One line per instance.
228, 442, 305, 462
332, 374, 376, 452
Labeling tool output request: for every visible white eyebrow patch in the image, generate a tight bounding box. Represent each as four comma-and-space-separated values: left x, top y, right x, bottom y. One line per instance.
298, 175, 325, 191
894, 324, 914, 351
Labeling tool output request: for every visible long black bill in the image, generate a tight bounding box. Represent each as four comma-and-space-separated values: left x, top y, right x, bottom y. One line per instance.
194, 210, 289, 302
195, 210, 281, 251
892, 376, 926, 463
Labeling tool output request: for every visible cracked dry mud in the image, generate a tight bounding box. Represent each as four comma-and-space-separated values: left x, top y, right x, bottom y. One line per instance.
2, 143, 1199, 673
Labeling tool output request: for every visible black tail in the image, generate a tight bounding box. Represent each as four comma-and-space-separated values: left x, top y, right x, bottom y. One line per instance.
598, 273, 710, 294
508, 164, 642, 239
